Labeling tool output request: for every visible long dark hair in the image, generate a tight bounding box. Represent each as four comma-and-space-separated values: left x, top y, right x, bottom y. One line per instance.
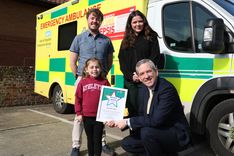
120, 10, 158, 50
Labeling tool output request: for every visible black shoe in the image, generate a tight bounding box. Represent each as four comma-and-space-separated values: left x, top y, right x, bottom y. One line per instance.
102, 144, 116, 156
70, 148, 80, 156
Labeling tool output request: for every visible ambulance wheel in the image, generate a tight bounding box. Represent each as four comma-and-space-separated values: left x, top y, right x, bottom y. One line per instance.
52, 85, 73, 114
206, 99, 234, 156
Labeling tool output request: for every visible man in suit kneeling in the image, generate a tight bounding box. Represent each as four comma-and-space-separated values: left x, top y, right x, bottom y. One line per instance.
106, 59, 191, 156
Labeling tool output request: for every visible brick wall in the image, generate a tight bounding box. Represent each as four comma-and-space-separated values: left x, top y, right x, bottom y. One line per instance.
0, 66, 50, 107
0, 0, 54, 66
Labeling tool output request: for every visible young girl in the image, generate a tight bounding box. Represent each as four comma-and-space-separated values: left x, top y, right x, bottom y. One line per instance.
75, 57, 110, 156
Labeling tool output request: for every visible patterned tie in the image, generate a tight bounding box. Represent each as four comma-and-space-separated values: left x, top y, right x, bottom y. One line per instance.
147, 89, 153, 114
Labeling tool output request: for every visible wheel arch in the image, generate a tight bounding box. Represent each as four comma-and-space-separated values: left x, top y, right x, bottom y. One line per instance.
49, 82, 68, 103
50, 82, 73, 114
190, 77, 234, 135
49, 82, 60, 100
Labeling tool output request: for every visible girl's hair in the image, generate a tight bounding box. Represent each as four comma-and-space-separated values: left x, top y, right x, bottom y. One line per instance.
120, 10, 158, 50
82, 57, 104, 78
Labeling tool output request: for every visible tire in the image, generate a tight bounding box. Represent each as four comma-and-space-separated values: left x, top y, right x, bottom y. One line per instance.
206, 99, 234, 156
52, 85, 74, 114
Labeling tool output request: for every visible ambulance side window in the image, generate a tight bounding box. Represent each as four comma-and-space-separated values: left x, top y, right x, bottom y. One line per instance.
163, 2, 216, 53
192, 2, 216, 53
163, 2, 193, 53
58, 21, 77, 51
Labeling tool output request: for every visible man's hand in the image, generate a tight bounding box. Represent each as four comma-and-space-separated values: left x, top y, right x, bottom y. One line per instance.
115, 119, 128, 130
105, 120, 116, 128
105, 119, 128, 130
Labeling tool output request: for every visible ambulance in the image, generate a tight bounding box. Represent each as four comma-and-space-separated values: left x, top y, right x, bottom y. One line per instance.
34, 0, 234, 155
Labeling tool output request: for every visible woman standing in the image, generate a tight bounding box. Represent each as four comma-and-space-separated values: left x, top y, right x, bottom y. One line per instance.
118, 10, 160, 118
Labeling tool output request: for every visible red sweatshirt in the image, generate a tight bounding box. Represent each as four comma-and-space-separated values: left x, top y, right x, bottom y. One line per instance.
75, 76, 110, 117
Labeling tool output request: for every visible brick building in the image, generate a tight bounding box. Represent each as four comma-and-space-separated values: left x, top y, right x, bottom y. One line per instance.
0, 0, 68, 107
0, 0, 68, 66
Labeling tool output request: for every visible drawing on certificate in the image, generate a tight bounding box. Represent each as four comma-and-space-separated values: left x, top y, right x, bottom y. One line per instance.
96, 86, 128, 122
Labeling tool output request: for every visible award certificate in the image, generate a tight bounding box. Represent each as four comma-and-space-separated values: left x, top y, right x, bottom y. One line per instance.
96, 86, 128, 122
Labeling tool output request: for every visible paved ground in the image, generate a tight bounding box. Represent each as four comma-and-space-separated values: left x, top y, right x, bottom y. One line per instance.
0, 104, 129, 156
0, 104, 215, 156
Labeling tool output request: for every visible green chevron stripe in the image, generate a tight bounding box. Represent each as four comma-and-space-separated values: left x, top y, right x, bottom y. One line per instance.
51, 7, 67, 19
50, 58, 66, 72
36, 71, 49, 82
65, 72, 76, 86
165, 55, 213, 71
88, 0, 104, 5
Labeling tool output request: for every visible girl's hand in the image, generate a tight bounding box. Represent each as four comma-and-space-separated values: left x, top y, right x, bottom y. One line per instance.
132, 72, 140, 82
77, 115, 83, 122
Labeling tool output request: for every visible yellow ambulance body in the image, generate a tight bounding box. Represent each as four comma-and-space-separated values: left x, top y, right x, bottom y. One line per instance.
35, 0, 147, 113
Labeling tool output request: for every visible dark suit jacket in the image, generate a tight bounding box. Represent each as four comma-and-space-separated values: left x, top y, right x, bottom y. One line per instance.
130, 77, 190, 147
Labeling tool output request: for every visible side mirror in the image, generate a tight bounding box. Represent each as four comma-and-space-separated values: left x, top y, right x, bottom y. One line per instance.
202, 18, 224, 54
